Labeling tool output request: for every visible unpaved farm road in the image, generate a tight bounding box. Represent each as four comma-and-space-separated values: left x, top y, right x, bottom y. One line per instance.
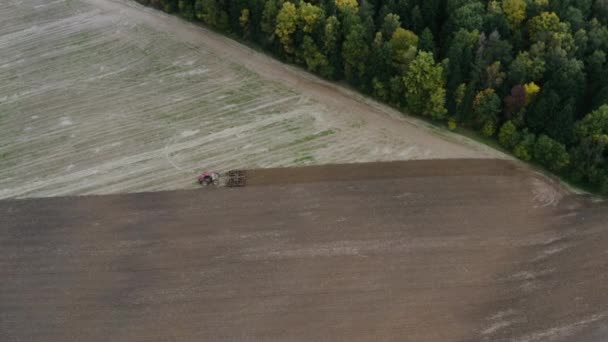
1, 160, 607, 342
0, 0, 505, 199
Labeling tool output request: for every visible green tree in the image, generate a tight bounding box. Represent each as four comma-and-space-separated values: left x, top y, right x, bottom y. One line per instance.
368, 32, 393, 98
588, 19, 608, 53
454, 83, 467, 107
563, 6, 584, 31
178, 0, 195, 20
390, 28, 418, 72
372, 77, 388, 100
159, 0, 178, 12
410, 5, 424, 32
195, 0, 216, 24
390, 28, 418, 51
477, 31, 514, 67
514, 144, 531, 160
528, 11, 562, 41
194, 0, 228, 29
473, 88, 501, 130
403, 51, 447, 120
323, 15, 340, 54
482, 121, 497, 137
544, 56, 585, 111
527, 89, 558, 133
389, 75, 406, 107
419, 28, 436, 54
513, 130, 536, 161
548, 100, 575, 144
261, 0, 282, 40
449, 1, 485, 32
445, 29, 479, 116
570, 108, 608, 191
528, 11, 575, 53
245, 0, 266, 43
571, 136, 608, 193
239, 8, 251, 38
527, 0, 548, 17
275, 2, 298, 54
575, 105, 608, 140
593, 85, 608, 112
483, 4, 510, 38
499, 121, 519, 148
322, 15, 341, 78
594, 0, 608, 24
533, 135, 570, 171
338, 3, 360, 35
508, 51, 545, 84
421, 0, 442, 35
299, 35, 332, 77
342, 23, 370, 82
586, 50, 607, 85
382, 13, 401, 37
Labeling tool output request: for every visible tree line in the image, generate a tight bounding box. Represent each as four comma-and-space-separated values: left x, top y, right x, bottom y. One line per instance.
137, 0, 608, 194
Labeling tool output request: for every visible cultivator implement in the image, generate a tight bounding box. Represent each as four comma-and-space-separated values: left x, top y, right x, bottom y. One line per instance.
226, 170, 247, 187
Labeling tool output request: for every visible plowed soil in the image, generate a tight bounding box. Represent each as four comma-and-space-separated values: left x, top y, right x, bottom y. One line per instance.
2, 160, 607, 341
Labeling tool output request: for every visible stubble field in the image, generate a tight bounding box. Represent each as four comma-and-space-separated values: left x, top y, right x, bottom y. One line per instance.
0, 0, 504, 199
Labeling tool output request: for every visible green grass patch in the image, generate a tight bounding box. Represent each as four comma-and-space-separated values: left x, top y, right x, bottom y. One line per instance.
0, 153, 16, 168
255, 120, 287, 132
294, 155, 315, 164
270, 129, 336, 152
297, 129, 336, 143
350, 120, 365, 128
70, 32, 91, 45
295, 129, 335, 144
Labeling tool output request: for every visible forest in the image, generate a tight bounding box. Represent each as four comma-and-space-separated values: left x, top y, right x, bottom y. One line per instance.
137, 0, 608, 194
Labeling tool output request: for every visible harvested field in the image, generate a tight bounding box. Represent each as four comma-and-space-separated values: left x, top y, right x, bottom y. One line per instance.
0, 0, 505, 199
2, 160, 607, 341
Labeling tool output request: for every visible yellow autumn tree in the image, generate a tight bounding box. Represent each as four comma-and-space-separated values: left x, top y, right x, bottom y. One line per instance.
524, 82, 541, 104
390, 28, 419, 71
299, 2, 322, 33
275, 2, 298, 54
502, 0, 526, 29
528, 12, 561, 42
336, 0, 358, 11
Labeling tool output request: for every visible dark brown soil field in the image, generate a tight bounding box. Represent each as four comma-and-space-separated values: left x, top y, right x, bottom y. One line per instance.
1, 160, 607, 341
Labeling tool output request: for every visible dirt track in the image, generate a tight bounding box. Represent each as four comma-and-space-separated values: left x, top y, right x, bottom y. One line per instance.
2, 160, 607, 341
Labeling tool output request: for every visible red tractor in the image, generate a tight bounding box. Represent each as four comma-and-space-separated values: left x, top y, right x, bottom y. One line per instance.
197, 171, 220, 186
